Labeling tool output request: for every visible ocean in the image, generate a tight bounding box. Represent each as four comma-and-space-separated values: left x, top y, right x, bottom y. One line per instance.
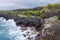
0, 17, 37, 40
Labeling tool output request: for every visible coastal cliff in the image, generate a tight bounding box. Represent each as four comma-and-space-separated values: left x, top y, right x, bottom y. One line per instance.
0, 13, 43, 31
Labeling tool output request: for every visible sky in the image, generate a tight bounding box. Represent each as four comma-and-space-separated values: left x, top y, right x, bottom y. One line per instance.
0, 0, 60, 10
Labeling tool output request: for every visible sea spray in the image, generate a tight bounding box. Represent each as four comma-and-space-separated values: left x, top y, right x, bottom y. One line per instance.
0, 17, 37, 40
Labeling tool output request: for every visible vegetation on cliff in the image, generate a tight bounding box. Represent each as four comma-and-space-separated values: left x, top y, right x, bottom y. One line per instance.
0, 4, 60, 18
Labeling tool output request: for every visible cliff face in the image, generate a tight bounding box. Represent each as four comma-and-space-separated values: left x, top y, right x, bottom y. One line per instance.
36, 16, 60, 40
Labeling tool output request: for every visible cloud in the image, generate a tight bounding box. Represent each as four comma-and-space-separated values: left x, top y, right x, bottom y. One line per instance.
0, 0, 59, 10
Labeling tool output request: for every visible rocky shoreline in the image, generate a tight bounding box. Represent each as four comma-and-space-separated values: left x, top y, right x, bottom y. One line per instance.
1, 13, 60, 40
0, 13, 43, 40
0, 13, 43, 31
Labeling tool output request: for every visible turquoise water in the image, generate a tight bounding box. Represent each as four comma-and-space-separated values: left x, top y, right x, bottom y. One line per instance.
0, 17, 37, 40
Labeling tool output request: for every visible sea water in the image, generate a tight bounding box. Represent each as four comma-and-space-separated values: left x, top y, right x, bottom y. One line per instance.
0, 17, 37, 40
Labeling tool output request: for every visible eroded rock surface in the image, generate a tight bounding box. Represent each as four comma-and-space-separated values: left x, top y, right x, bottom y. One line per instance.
39, 16, 60, 40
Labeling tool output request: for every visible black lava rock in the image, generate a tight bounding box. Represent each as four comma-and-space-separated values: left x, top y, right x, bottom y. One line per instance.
0, 13, 42, 31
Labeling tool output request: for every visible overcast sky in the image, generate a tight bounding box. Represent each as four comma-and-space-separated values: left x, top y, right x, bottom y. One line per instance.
0, 0, 60, 10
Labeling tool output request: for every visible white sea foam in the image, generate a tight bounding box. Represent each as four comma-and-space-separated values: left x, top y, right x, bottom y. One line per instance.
0, 17, 37, 40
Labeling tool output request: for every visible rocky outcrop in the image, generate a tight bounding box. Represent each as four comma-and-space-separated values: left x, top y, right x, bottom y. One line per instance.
40, 22, 60, 40
15, 17, 42, 31
38, 17, 60, 40
0, 13, 42, 31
